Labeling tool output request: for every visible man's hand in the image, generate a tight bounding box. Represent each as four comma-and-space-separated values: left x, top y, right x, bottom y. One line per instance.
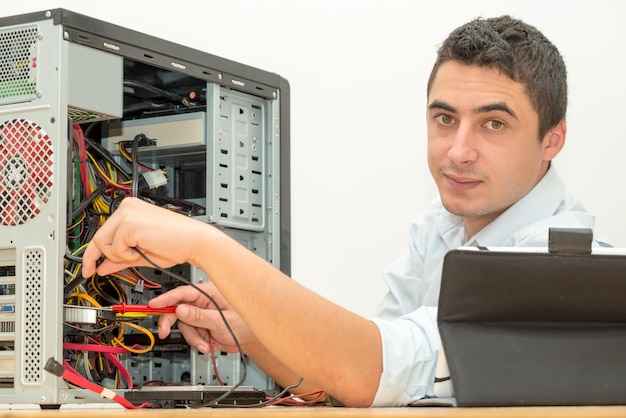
81, 197, 207, 278
149, 281, 259, 354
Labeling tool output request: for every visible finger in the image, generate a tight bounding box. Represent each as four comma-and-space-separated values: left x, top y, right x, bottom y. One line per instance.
95, 258, 136, 277
176, 308, 239, 353
108, 224, 141, 264
156, 313, 178, 339
81, 238, 104, 278
81, 208, 128, 277
177, 321, 211, 354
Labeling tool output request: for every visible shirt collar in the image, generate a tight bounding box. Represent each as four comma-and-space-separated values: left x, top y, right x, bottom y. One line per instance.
468, 166, 566, 247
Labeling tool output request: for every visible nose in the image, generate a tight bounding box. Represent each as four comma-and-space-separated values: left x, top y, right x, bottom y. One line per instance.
447, 124, 478, 165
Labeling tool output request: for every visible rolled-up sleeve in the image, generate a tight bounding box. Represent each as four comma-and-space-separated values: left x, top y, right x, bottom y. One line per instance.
370, 306, 441, 406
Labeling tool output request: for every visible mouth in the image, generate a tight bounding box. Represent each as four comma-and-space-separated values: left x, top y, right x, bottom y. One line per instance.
444, 173, 482, 191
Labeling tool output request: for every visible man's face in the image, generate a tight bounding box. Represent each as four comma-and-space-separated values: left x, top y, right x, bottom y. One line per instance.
427, 61, 564, 237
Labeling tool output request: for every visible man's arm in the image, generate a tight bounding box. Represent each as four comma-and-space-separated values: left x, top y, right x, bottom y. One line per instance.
150, 281, 330, 400
183, 228, 382, 406
82, 197, 382, 407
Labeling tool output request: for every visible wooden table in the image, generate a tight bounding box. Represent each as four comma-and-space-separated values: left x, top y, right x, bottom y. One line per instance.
2, 406, 626, 418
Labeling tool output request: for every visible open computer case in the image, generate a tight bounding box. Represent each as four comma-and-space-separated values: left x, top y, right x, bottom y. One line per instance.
0, 8, 290, 408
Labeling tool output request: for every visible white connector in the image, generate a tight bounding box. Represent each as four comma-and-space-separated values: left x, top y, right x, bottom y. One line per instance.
143, 170, 168, 189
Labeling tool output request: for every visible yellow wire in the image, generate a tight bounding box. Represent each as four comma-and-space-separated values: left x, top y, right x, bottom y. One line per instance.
118, 142, 131, 163
98, 352, 104, 373
116, 312, 149, 319
70, 292, 101, 308
67, 211, 86, 230
106, 277, 124, 302
88, 275, 124, 304
72, 242, 89, 256
110, 272, 136, 287
89, 275, 107, 301
72, 264, 81, 279
87, 153, 117, 185
112, 321, 155, 354
64, 264, 83, 293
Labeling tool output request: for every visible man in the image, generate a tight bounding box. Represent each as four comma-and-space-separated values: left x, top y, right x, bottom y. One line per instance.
81, 15, 610, 407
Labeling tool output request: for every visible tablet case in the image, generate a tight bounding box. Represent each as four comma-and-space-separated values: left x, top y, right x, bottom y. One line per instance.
437, 229, 626, 406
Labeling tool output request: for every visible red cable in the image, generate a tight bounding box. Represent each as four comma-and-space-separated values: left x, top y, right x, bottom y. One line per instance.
45, 357, 149, 409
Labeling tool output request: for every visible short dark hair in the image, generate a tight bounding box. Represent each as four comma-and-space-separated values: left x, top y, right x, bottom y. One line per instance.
427, 15, 567, 140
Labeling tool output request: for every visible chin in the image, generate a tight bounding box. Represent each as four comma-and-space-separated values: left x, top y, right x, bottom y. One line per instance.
440, 198, 467, 217
440, 197, 486, 218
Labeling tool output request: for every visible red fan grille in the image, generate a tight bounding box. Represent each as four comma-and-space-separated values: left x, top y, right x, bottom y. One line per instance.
0, 119, 53, 225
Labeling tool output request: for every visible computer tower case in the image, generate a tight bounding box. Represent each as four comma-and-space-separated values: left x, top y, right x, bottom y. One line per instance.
0, 8, 290, 407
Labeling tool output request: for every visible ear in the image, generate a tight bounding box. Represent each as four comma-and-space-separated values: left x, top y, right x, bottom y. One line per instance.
542, 119, 566, 161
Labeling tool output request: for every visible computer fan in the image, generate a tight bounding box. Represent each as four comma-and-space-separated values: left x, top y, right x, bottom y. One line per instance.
0, 118, 53, 225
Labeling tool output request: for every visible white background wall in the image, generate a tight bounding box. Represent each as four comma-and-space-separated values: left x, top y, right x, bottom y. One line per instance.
2, 1, 625, 318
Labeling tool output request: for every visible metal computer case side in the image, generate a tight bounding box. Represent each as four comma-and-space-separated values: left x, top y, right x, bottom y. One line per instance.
0, 16, 73, 405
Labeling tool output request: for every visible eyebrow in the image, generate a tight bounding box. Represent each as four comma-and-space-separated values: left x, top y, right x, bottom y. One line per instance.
428, 100, 518, 119
476, 102, 518, 119
428, 100, 456, 113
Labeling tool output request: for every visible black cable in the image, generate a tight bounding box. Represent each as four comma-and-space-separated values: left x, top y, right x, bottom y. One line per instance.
124, 80, 185, 102
71, 182, 106, 220
131, 247, 248, 406
84, 137, 131, 181
91, 276, 127, 306
65, 215, 100, 296
82, 121, 100, 140
123, 101, 161, 115
64, 253, 83, 264
215, 377, 305, 409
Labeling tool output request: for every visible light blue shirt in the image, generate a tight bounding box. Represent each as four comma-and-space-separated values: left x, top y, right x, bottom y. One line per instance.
370, 167, 611, 406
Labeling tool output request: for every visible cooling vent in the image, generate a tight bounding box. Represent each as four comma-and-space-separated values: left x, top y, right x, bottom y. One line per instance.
68, 107, 111, 123
22, 247, 43, 384
0, 24, 39, 105
0, 119, 53, 225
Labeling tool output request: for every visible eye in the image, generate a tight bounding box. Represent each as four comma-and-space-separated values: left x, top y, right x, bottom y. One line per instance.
484, 119, 505, 131
434, 114, 456, 126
